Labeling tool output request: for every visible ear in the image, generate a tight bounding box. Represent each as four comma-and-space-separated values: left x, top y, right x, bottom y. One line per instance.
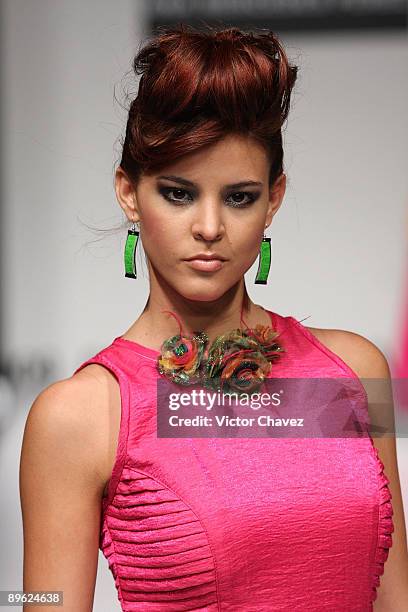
115, 166, 140, 223
265, 173, 286, 228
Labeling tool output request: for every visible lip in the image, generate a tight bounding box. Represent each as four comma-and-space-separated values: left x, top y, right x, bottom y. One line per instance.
185, 253, 227, 261
185, 258, 225, 272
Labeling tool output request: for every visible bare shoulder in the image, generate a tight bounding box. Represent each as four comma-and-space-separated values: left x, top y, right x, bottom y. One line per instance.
304, 325, 390, 379
22, 363, 121, 492
20, 365, 121, 607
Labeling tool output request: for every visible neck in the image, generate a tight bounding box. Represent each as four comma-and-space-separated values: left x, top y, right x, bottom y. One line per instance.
128, 278, 271, 350
147, 283, 249, 333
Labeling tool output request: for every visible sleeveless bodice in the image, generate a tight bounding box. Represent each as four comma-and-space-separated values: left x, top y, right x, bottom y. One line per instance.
73, 310, 394, 611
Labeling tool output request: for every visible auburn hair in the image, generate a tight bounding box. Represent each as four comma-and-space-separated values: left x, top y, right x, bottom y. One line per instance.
119, 23, 298, 188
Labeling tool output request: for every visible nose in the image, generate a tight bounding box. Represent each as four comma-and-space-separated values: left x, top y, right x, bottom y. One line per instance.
191, 200, 225, 243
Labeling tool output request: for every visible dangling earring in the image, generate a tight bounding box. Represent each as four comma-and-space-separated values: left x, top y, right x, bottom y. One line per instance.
254, 227, 271, 285
124, 219, 139, 279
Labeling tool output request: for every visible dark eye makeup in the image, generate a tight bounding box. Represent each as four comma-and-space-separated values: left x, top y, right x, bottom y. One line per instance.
158, 186, 260, 208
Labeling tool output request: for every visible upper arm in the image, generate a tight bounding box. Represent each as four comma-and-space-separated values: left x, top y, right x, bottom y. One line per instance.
309, 327, 408, 610
19, 366, 117, 611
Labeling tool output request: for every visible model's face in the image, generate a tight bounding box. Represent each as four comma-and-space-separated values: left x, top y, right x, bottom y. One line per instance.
117, 133, 286, 302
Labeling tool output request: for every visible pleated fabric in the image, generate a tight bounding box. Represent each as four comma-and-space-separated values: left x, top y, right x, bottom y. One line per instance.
73, 311, 394, 611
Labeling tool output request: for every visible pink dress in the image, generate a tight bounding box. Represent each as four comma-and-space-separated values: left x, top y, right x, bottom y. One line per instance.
73, 310, 394, 611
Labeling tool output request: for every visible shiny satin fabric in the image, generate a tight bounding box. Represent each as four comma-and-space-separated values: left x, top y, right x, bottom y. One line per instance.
73, 311, 393, 612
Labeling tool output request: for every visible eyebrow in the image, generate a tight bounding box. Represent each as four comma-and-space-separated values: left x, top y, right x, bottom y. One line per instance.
157, 175, 263, 189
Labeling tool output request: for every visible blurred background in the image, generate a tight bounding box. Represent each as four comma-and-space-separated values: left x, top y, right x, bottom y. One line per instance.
0, 0, 407, 609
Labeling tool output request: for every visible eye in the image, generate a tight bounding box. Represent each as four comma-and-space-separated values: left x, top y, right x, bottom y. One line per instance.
160, 187, 193, 205
159, 186, 259, 208
226, 191, 258, 208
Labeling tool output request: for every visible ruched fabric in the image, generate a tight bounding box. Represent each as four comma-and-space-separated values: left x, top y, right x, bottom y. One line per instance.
73, 311, 394, 611
369, 445, 394, 605
101, 466, 218, 611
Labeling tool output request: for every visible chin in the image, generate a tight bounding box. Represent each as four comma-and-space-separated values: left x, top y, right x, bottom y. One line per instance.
176, 281, 235, 304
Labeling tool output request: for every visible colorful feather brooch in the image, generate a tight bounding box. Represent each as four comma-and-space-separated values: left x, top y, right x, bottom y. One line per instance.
157, 309, 285, 396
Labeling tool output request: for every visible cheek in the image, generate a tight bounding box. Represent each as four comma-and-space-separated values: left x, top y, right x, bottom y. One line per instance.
230, 223, 264, 261
140, 208, 264, 273
141, 215, 181, 264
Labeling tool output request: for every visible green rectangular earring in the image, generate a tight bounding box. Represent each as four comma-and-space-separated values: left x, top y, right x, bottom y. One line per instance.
124, 221, 139, 279
254, 235, 271, 284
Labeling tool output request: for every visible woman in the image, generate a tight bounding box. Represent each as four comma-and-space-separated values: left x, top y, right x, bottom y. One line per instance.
20, 24, 408, 611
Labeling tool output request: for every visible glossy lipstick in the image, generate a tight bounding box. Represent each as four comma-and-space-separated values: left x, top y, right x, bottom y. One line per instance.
184, 252, 227, 272
186, 258, 225, 271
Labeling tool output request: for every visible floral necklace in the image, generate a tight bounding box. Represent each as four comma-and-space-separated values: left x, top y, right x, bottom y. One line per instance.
156, 300, 286, 397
